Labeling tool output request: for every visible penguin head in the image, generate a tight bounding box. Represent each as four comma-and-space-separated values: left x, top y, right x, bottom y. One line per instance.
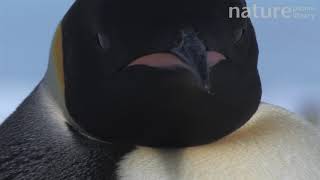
47, 0, 261, 147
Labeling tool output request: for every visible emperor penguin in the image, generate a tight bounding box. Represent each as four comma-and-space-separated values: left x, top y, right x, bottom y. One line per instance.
1, 0, 320, 179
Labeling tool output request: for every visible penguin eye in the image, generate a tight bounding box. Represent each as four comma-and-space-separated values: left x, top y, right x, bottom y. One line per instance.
233, 27, 245, 44
97, 33, 111, 51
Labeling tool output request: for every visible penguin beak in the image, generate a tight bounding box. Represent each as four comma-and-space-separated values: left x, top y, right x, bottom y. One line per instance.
128, 28, 226, 93
128, 52, 226, 91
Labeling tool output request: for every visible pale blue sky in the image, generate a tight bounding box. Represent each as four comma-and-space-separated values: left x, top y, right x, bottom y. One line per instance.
0, 0, 319, 123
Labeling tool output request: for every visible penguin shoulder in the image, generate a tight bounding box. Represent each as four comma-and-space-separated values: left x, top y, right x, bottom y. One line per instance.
117, 104, 320, 180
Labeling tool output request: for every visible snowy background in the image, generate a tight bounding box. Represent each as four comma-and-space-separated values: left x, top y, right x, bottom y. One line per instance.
0, 0, 319, 124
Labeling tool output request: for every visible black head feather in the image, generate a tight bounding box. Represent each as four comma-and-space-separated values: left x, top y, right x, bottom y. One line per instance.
61, 0, 261, 147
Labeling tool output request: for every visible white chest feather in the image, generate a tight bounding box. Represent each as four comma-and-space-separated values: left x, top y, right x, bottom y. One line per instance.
117, 104, 320, 180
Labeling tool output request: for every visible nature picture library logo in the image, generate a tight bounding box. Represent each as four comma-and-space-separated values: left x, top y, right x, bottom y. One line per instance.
229, 4, 317, 20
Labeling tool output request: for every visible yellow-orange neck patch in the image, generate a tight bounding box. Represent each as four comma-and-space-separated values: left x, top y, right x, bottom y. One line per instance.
51, 25, 65, 89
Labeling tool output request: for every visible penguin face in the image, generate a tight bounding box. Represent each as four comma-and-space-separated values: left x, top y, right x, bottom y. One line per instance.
53, 0, 261, 147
